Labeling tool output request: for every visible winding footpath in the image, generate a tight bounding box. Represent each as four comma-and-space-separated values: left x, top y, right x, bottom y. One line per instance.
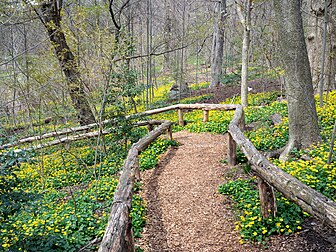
139, 131, 255, 251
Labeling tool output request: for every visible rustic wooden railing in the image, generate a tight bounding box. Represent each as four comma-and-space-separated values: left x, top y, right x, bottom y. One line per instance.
228, 105, 336, 228
1, 120, 169, 152
1, 104, 237, 151
98, 103, 335, 252
98, 120, 173, 252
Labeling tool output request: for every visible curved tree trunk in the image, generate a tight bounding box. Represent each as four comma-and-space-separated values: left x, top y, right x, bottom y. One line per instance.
273, 0, 321, 160
210, 0, 227, 88
34, 0, 95, 125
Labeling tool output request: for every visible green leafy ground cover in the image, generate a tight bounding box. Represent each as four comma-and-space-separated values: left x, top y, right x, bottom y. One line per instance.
218, 92, 336, 243
1, 79, 335, 250
1, 127, 176, 251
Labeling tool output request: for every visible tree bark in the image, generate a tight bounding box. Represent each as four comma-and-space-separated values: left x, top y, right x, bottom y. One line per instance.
273, 0, 321, 159
236, 0, 252, 107
210, 0, 227, 88
162, 0, 173, 71
306, 0, 334, 90
318, 0, 329, 106
34, 0, 95, 125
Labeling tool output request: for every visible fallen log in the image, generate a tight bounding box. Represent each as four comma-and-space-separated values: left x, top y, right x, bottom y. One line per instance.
9, 120, 167, 153
3, 104, 238, 150
0, 119, 114, 150
229, 105, 336, 229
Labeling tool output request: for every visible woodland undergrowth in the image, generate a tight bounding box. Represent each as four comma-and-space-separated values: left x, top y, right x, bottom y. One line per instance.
0, 79, 335, 250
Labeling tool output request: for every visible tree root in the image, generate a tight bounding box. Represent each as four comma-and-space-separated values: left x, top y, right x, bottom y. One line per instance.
279, 139, 295, 162
265, 146, 286, 159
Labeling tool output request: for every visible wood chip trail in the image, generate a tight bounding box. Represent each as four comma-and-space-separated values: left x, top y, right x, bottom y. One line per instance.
139, 131, 255, 252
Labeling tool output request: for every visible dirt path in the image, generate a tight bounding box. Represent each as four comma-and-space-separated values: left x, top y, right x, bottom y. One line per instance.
138, 131, 258, 252
138, 131, 335, 252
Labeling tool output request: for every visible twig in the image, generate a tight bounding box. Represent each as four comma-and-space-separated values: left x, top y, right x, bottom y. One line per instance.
78, 237, 101, 252
327, 120, 336, 165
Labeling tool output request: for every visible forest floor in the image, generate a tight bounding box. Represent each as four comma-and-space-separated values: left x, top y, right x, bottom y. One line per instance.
138, 131, 335, 252
191, 79, 283, 104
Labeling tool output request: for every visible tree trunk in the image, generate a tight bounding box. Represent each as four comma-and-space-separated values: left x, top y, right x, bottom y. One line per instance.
329, 2, 336, 90
210, 0, 227, 88
162, 0, 172, 71
306, 0, 334, 90
273, 0, 321, 159
236, 0, 252, 107
34, 1, 95, 125
318, 0, 329, 106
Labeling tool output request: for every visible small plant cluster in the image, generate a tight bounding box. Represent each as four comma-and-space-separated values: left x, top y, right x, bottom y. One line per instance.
139, 138, 178, 170
245, 102, 289, 151
189, 81, 210, 90
219, 178, 304, 243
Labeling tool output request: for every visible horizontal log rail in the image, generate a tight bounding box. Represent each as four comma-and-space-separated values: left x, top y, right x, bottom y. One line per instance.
228, 105, 336, 229
98, 121, 173, 252
5, 120, 169, 153
1, 104, 237, 150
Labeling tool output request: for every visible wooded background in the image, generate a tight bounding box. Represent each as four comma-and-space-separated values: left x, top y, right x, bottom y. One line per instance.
0, 0, 335, 133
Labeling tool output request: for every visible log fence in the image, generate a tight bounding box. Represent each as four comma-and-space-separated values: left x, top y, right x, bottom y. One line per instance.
3, 103, 335, 252
98, 121, 172, 252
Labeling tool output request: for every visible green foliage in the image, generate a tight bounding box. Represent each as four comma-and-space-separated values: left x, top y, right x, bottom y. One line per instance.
236, 148, 248, 164
0, 125, 153, 251
0, 149, 37, 221
219, 179, 304, 243
130, 194, 146, 238
189, 81, 210, 90
139, 138, 178, 171
274, 143, 336, 201
221, 71, 241, 84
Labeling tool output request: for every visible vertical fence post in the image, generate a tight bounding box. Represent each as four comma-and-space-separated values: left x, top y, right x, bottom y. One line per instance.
227, 133, 237, 166
167, 125, 173, 141
147, 124, 153, 132
203, 110, 209, 122
178, 109, 184, 126
239, 109, 246, 131
125, 219, 135, 252
257, 176, 277, 218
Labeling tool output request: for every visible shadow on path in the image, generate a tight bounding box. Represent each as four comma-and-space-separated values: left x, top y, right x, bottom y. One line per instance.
143, 146, 178, 252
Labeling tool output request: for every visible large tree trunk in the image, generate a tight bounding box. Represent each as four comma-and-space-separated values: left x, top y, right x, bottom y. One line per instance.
273, 0, 321, 160
210, 0, 227, 88
34, 0, 95, 125
236, 0, 252, 107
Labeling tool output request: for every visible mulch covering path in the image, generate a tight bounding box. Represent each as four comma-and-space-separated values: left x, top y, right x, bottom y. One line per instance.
138, 131, 258, 251
138, 131, 335, 252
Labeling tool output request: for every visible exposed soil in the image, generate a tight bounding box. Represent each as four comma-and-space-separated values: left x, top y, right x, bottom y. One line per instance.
138, 131, 335, 252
